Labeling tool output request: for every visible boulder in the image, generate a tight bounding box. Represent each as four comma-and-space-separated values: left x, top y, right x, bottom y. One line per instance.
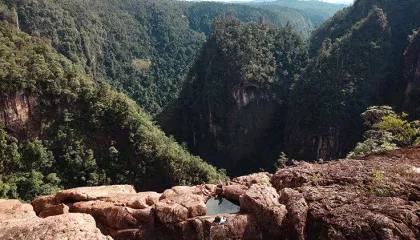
156, 186, 209, 226
39, 203, 69, 218
175, 213, 262, 240
155, 201, 189, 224
271, 164, 313, 191
0, 199, 35, 221
55, 185, 136, 203
302, 185, 420, 240
0, 199, 111, 240
231, 172, 271, 187
240, 185, 287, 237
69, 200, 154, 230
101, 191, 160, 209
220, 184, 248, 203
208, 214, 262, 240
32, 195, 56, 214
278, 188, 308, 240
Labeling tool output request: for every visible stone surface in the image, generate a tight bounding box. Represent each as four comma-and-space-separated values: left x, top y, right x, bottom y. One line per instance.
231, 172, 271, 187
155, 201, 189, 224
32, 194, 56, 213
3, 147, 420, 240
55, 185, 136, 203
240, 185, 287, 236
0, 199, 111, 240
278, 188, 308, 240
0, 199, 35, 221
272, 147, 420, 239
39, 203, 69, 218
101, 192, 160, 209
220, 184, 248, 203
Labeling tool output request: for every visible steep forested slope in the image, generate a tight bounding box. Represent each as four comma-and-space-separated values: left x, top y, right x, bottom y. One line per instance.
160, 16, 308, 175
162, 0, 420, 175
286, 0, 420, 160
250, 0, 347, 25
3, 0, 320, 114
0, 4, 225, 201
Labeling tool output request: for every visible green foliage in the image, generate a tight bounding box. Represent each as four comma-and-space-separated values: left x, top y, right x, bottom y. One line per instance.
0, 5, 226, 201
161, 16, 308, 175
286, 1, 420, 160
368, 169, 400, 197
408, 28, 420, 43
347, 106, 419, 158
3, 0, 324, 115
0, 125, 61, 201
274, 152, 288, 170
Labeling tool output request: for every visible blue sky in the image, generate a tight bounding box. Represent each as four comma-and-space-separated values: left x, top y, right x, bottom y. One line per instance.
193, 0, 354, 3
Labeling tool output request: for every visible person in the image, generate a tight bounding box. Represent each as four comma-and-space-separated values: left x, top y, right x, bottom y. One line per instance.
219, 216, 227, 224
217, 179, 223, 189
213, 215, 228, 225
194, 182, 211, 196
213, 179, 223, 196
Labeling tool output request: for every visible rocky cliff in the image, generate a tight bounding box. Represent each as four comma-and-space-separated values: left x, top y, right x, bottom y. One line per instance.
159, 19, 307, 175
1, 147, 419, 239
286, 0, 420, 162
0, 92, 35, 138
404, 31, 420, 118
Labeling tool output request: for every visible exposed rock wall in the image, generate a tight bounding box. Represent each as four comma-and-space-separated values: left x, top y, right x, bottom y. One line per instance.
285, 126, 343, 161
0, 91, 34, 137
404, 32, 420, 117
1, 147, 420, 239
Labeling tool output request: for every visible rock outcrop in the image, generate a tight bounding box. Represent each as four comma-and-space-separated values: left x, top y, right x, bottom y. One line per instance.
0, 91, 35, 138
404, 31, 420, 118
1, 147, 420, 239
0, 199, 111, 240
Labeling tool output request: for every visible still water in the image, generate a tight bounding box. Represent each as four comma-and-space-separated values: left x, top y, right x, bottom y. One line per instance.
206, 197, 240, 215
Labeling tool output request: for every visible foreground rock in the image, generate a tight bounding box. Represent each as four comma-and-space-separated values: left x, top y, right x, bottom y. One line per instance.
272, 147, 420, 239
0, 199, 111, 240
1, 147, 420, 239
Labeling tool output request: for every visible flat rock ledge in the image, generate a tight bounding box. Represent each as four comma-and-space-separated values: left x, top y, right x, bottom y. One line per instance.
1, 147, 420, 239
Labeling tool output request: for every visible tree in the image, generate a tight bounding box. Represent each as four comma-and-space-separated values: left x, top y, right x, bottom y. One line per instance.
347, 106, 419, 158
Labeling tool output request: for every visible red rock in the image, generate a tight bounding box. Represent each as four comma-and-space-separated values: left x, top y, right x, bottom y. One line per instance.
0, 199, 35, 221
55, 185, 136, 203
231, 172, 271, 186
32, 195, 56, 214
39, 203, 69, 218
278, 188, 308, 240
155, 201, 188, 224
102, 192, 160, 209
239, 185, 287, 237
208, 214, 262, 240
69, 200, 154, 230
220, 184, 248, 203
0, 199, 111, 240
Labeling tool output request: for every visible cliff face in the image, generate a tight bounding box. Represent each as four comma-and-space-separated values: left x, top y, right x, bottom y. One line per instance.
2, 147, 419, 240
160, 19, 307, 175
404, 32, 420, 118
0, 92, 36, 138
286, 0, 420, 161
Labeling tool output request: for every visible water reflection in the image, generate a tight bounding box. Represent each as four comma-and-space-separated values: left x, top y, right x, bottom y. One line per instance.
206, 196, 240, 215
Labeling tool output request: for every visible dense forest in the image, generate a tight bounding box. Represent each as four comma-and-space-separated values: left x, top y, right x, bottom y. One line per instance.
287, 0, 420, 160
2, 0, 339, 115
2, 0, 420, 201
159, 16, 308, 175
162, 0, 420, 175
0, 3, 226, 201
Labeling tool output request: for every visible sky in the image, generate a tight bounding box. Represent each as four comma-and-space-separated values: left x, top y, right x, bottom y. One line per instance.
194, 0, 354, 3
